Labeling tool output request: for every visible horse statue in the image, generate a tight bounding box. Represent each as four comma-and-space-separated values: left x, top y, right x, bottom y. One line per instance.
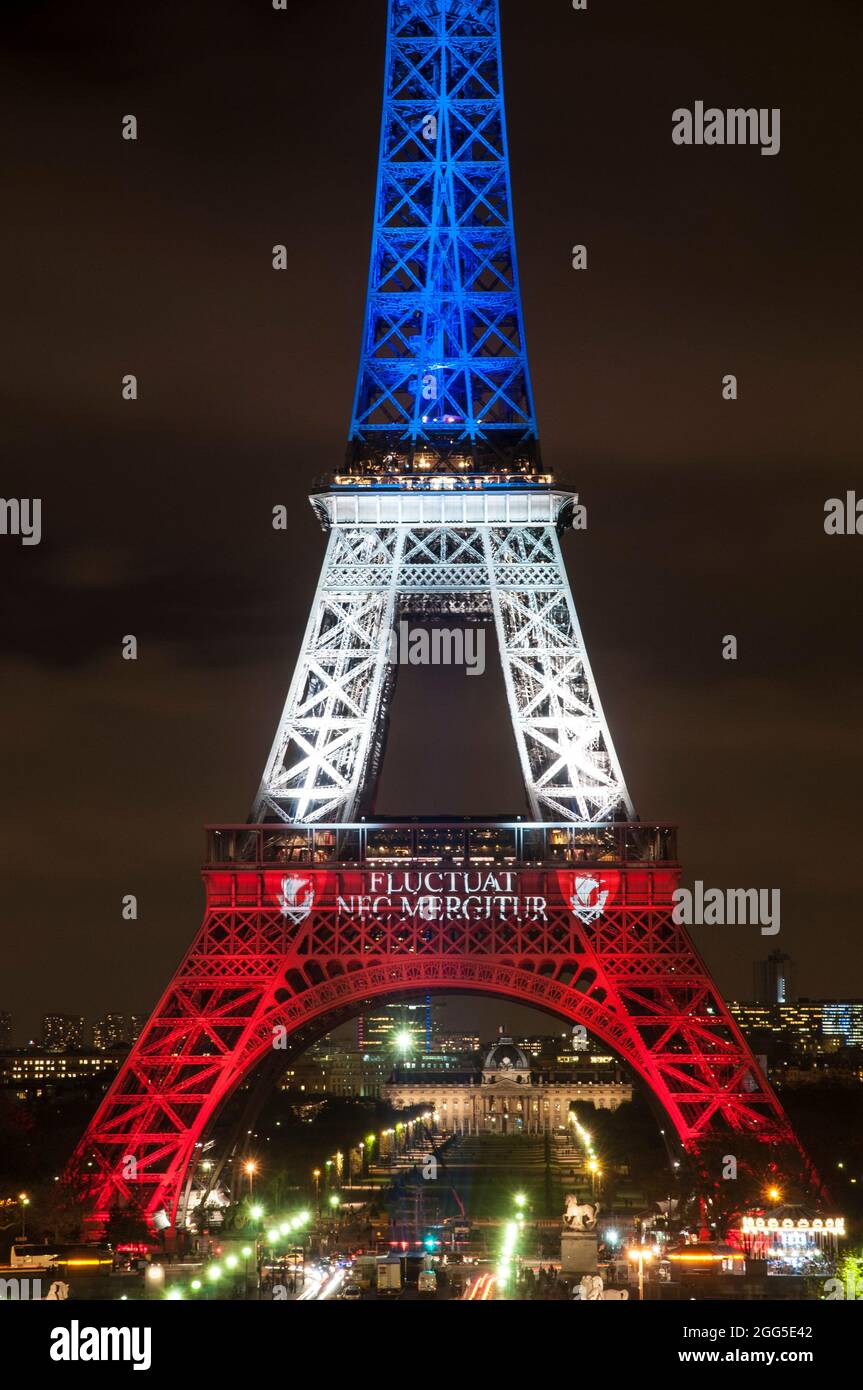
563, 1195, 599, 1231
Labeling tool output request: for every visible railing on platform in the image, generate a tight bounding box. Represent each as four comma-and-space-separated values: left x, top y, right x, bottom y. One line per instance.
205, 821, 677, 869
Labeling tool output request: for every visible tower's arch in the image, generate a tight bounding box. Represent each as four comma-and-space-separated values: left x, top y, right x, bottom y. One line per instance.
67, 822, 798, 1237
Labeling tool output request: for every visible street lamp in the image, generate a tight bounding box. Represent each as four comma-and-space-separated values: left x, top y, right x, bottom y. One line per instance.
313, 1168, 321, 1214
328, 1194, 341, 1247
587, 1158, 603, 1196
18, 1193, 29, 1240
244, 1159, 258, 1196
627, 1247, 653, 1301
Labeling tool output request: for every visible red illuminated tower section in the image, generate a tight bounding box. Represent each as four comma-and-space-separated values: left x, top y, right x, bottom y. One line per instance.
67, 0, 803, 1237
68, 824, 800, 1236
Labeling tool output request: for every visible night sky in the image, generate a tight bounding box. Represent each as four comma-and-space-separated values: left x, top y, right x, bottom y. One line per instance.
3, 0, 861, 1042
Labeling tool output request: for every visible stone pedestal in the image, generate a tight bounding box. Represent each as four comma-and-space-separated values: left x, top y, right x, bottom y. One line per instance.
560, 1230, 598, 1276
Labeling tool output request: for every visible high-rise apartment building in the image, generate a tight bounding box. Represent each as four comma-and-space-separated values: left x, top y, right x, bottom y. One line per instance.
42, 1014, 85, 1051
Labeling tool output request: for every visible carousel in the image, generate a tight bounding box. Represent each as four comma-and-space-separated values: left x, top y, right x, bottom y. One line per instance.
733, 1204, 846, 1276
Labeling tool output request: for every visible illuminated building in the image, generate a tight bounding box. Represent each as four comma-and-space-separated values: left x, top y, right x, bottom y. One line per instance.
437, 1032, 481, 1056
0, 1049, 120, 1088
281, 1045, 388, 1099
42, 1014, 85, 1051
821, 1002, 863, 1047
382, 1035, 631, 1134
753, 949, 796, 1004
357, 996, 437, 1054
730, 999, 863, 1057
92, 1014, 131, 1051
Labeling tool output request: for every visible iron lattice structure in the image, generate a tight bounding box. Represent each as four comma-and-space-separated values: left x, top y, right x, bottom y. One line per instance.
348, 0, 538, 471
67, 0, 803, 1236
253, 486, 633, 825
71, 824, 797, 1234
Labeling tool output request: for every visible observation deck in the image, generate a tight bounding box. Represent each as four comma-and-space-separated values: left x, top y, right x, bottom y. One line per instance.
205, 820, 677, 869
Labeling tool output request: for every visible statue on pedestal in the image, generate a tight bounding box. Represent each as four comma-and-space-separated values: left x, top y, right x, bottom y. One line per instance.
563, 1195, 599, 1231
560, 1194, 600, 1275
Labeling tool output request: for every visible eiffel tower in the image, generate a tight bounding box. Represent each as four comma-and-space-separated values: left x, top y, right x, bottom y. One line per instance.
69, 0, 801, 1238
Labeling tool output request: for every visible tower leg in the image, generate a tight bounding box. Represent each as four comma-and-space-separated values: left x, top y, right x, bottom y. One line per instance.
485, 524, 633, 822
254, 525, 404, 823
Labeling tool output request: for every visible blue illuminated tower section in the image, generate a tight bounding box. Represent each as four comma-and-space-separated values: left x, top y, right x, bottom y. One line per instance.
349, 0, 539, 474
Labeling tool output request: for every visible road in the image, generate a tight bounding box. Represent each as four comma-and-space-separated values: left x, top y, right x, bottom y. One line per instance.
295, 1266, 346, 1301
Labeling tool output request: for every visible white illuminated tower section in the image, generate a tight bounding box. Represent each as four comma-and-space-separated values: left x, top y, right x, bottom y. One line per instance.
254, 486, 633, 825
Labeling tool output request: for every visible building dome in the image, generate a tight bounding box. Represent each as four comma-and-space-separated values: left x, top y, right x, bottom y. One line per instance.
482, 1036, 531, 1077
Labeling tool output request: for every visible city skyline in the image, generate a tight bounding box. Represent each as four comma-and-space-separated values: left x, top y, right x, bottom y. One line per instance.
6, 982, 863, 1052
2, 946, 855, 1046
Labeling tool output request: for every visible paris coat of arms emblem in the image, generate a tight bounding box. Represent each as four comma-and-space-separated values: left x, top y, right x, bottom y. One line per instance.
278, 875, 315, 926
